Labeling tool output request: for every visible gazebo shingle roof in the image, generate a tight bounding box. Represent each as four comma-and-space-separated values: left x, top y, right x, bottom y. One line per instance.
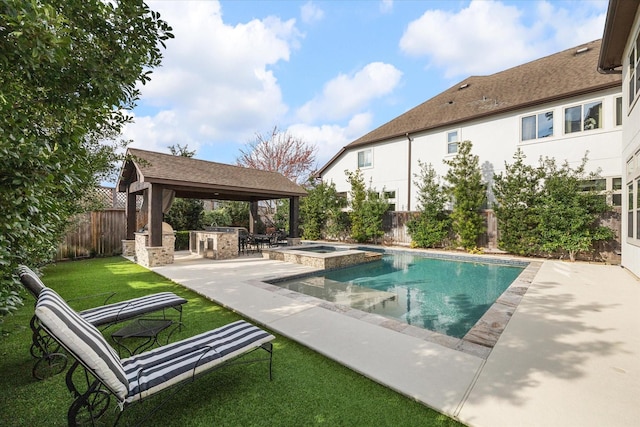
118, 148, 306, 200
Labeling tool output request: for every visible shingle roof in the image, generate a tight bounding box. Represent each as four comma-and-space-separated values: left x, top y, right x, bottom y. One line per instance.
118, 148, 306, 199
323, 39, 621, 170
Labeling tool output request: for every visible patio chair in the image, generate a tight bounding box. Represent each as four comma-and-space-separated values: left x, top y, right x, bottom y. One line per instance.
35, 288, 274, 426
17, 265, 188, 379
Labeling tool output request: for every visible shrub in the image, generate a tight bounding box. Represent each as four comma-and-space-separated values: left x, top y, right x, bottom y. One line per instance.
407, 161, 451, 248
444, 141, 486, 250
174, 231, 190, 251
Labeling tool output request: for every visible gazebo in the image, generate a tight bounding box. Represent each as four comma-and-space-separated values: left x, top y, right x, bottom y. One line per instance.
117, 148, 307, 266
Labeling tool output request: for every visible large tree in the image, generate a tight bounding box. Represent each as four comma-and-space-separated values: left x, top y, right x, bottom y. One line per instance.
237, 126, 317, 231
0, 0, 172, 314
237, 126, 317, 185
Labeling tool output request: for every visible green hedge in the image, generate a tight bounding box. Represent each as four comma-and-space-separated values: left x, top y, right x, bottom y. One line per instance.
175, 231, 190, 250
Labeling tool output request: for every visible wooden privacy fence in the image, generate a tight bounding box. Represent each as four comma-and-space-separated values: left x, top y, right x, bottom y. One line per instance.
56, 210, 127, 260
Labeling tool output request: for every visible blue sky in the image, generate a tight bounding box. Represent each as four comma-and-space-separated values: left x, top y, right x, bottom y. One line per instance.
119, 0, 608, 180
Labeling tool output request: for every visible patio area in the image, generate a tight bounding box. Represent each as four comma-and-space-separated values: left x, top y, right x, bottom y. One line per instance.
148, 250, 640, 427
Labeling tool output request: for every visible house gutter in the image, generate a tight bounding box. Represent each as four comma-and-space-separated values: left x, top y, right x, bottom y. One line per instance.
406, 133, 413, 211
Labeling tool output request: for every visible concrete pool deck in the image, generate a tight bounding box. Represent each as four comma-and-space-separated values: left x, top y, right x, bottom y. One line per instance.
149, 251, 640, 427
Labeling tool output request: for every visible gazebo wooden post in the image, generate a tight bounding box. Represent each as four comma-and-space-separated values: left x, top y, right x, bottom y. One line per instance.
289, 196, 300, 238
148, 184, 164, 247
249, 201, 259, 234
125, 188, 137, 240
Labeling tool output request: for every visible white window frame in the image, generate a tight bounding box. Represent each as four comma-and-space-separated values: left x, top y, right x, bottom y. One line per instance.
627, 152, 640, 245
615, 96, 623, 126
629, 30, 640, 110
563, 99, 603, 134
446, 130, 459, 154
357, 149, 372, 169
520, 110, 554, 142
381, 189, 397, 212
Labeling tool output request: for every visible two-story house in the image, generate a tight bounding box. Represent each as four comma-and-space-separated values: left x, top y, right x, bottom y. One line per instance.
598, 0, 640, 277
318, 39, 622, 221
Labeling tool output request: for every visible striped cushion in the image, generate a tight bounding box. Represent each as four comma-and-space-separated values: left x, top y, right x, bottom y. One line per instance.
123, 320, 275, 402
35, 289, 129, 401
17, 265, 46, 299
79, 292, 187, 326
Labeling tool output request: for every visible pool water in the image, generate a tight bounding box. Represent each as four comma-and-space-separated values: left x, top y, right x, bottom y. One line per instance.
291, 245, 348, 254
273, 252, 525, 338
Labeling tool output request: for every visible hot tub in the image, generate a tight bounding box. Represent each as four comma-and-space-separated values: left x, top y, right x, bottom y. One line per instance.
262, 244, 381, 269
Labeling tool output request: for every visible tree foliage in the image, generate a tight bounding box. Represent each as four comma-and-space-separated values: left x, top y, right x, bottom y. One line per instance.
164, 144, 204, 231
536, 157, 614, 261
493, 149, 544, 255
0, 0, 172, 315
236, 126, 317, 235
300, 180, 346, 240
444, 141, 486, 250
164, 199, 204, 231
237, 126, 317, 185
407, 161, 451, 248
345, 169, 389, 243
493, 151, 614, 261
222, 201, 250, 229
202, 208, 232, 228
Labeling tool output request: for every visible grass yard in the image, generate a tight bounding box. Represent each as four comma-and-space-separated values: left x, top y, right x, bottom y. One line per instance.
0, 257, 463, 426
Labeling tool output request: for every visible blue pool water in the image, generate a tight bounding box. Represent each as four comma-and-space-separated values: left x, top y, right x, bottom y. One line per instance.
273, 252, 525, 338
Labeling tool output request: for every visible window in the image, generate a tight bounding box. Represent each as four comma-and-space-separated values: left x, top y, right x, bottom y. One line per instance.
615, 97, 623, 126
629, 183, 634, 238
447, 131, 459, 154
357, 149, 372, 168
583, 177, 623, 207
612, 177, 622, 207
382, 190, 396, 211
564, 101, 602, 133
632, 53, 637, 98
580, 179, 606, 192
629, 31, 640, 109
636, 179, 640, 239
521, 111, 553, 141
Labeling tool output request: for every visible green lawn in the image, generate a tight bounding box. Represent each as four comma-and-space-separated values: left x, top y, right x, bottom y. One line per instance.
0, 257, 463, 426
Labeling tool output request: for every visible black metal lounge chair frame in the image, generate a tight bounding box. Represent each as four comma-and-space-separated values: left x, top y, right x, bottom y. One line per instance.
35, 288, 274, 426
18, 265, 187, 380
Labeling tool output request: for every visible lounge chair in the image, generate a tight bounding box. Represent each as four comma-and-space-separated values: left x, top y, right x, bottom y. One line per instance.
17, 265, 187, 379
35, 288, 274, 426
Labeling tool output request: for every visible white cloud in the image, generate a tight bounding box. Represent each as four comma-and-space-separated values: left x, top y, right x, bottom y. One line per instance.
399, 0, 606, 78
288, 113, 374, 167
380, 0, 393, 14
123, 1, 301, 152
301, 1, 324, 24
296, 62, 402, 122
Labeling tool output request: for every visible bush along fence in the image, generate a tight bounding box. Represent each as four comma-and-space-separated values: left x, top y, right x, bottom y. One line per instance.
58, 189, 621, 263
382, 210, 622, 263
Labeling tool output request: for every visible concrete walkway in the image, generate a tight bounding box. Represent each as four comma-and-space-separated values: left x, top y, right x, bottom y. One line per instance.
150, 252, 640, 427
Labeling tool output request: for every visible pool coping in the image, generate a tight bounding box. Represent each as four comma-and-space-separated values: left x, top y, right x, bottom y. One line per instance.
252, 247, 542, 359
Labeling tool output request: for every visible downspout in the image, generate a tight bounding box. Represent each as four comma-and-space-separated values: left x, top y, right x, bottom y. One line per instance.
406, 133, 413, 211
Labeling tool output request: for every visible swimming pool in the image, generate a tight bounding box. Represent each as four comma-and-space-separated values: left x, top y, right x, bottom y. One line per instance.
271, 251, 526, 339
